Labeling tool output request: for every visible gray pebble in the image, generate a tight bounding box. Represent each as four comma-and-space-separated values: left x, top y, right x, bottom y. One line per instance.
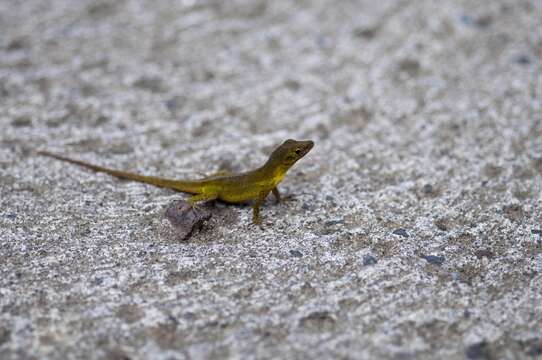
393, 228, 409, 238
422, 255, 445, 266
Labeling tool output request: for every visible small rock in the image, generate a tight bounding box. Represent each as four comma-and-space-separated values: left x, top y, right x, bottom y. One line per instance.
6, 36, 29, 51
134, 76, 166, 93
526, 342, 542, 357
109, 143, 134, 155
165, 199, 212, 240
393, 228, 409, 238
422, 255, 445, 266
397, 59, 421, 77
422, 184, 433, 194
299, 311, 336, 332
531, 229, 542, 238
165, 95, 186, 113
474, 15, 493, 28
95, 115, 110, 125
362, 254, 377, 266
460, 14, 492, 28
87, 1, 118, 17
4, 213, 17, 219
289, 250, 303, 258
11, 116, 33, 127
353, 26, 378, 39
325, 219, 343, 226
0, 327, 10, 345
465, 341, 491, 360
284, 79, 301, 91
514, 55, 531, 65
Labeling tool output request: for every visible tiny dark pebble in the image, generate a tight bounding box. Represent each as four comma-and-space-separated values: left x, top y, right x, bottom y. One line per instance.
531, 229, 542, 237
11, 116, 32, 127
393, 228, 409, 238
4, 213, 17, 219
94, 277, 104, 286
165, 95, 186, 112
289, 250, 303, 258
325, 219, 343, 226
460, 14, 492, 28
284, 79, 301, 91
363, 254, 377, 266
474, 15, 492, 28
302, 203, 310, 210
465, 341, 491, 360
134, 76, 165, 93
422, 255, 445, 266
353, 26, 377, 39
397, 58, 420, 76
0, 327, 10, 346
527, 344, 542, 356
6, 37, 29, 51
474, 249, 494, 259
422, 184, 434, 194
515, 55, 531, 65
299, 311, 336, 331
95, 115, 110, 125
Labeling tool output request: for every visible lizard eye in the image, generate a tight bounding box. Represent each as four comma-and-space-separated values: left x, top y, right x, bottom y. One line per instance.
295, 149, 302, 155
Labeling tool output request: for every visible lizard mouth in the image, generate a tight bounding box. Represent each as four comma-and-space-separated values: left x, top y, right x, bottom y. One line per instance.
300, 140, 314, 155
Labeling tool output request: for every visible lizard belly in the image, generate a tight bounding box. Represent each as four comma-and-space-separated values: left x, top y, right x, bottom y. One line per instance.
217, 182, 271, 203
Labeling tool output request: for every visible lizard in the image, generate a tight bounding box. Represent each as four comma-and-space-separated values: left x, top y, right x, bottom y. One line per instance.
38, 139, 314, 224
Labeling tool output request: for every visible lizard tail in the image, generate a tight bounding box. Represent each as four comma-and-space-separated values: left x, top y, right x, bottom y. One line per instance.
38, 151, 202, 194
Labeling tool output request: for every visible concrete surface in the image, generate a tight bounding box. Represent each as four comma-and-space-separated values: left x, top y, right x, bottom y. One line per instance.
1, 0, 542, 359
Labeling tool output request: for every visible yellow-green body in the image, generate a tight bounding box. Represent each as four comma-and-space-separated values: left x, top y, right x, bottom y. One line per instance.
39, 139, 314, 224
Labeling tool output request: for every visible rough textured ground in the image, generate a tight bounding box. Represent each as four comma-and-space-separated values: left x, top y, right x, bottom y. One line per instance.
1, 0, 542, 359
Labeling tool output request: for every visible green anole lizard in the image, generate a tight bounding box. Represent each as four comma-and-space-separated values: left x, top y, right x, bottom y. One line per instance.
38, 139, 314, 224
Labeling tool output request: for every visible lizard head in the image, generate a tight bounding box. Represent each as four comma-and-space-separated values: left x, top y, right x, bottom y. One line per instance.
270, 139, 314, 170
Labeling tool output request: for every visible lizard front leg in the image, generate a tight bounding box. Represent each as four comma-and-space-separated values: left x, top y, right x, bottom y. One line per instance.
252, 190, 270, 225
272, 187, 281, 203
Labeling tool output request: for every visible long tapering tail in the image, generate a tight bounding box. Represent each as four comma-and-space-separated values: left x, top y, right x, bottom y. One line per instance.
38, 151, 203, 194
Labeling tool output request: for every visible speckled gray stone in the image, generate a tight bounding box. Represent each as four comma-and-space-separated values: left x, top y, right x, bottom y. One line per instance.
1, 0, 542, 359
